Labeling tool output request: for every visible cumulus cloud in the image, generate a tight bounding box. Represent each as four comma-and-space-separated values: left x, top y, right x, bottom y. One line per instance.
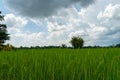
8, 32, 45, 47
4, 0, 95, 18
97, 4, 120, 20
5, 14, 28, 28
97, 4, 120, 36
47, 19, 68, 32
4, 13, 28, 35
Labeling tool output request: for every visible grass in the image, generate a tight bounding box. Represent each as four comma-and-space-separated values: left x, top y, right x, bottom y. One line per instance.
0, 48, 120, 80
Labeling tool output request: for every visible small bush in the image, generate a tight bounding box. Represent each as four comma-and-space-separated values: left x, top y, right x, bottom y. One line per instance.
0, 45, 3, 51
0, 44, 15, 51
4, 44, 14, 51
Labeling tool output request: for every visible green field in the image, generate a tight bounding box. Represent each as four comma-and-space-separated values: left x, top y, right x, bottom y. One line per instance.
0, 48, 120, 80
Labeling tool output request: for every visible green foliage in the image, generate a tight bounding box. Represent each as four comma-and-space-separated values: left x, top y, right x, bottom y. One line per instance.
70, 36, 84, 48
0, 45, 3, 51
115, 43, 120, 47
0, 48, 119, 80
3, 44, 14, 51
0, 44, 14, 51
0, 11, 10, 45
61, 44, 67, 48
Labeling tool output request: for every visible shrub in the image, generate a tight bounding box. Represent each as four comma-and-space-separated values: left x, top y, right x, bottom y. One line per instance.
0, 44, 15, 51
70, 36, 84, 48
0, 45, 3, 51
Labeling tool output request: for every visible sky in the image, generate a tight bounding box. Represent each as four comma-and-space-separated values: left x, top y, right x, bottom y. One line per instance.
0, 0, 120, 47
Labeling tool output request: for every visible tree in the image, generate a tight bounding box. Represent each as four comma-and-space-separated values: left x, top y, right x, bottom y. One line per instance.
115, 43, 120, 48
0, 11, 10, 46
70, 36, 84, 48
61, 44, 67, 48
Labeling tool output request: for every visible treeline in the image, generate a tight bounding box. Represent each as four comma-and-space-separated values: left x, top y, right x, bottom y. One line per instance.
1, 43, 120, 51
19, 45, 71, 49
18, 43, 120, 49
84, 44, 120, 48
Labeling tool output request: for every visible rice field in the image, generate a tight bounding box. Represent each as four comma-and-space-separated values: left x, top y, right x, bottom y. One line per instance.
0, 48, 120, 80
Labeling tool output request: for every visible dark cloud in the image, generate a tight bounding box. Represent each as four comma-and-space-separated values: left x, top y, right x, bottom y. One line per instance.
4, 0, 95, 18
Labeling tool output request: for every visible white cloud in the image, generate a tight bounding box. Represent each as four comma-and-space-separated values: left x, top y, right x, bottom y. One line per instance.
47, 19, 68, 32
97, 4, 120, 20
4, 13, 28, 35
8, 32, 45, 47
69, 30, 88, 38
5, 14, 27, 28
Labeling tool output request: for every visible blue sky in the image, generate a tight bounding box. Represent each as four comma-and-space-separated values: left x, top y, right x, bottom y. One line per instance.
1, 0, 120, 47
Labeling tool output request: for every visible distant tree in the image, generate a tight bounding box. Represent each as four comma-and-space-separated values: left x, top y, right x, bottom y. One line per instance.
0, 11, 10, 45
61, 44, 67, 48
115, 43, 120, 48
35, 46, 40, 49
70, 36, 84, 48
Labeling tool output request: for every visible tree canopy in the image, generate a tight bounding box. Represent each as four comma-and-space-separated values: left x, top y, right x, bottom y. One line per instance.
70, 36, 84, 49
0, 11, 10, 45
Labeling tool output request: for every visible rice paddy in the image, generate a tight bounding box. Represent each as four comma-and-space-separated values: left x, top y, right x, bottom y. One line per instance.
0, 48, 120, 80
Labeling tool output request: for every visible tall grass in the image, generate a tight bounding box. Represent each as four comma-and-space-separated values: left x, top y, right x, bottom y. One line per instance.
0, 48, 120, 80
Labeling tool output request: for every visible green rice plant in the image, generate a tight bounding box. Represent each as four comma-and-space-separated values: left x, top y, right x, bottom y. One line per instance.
0, 48, 119, 80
